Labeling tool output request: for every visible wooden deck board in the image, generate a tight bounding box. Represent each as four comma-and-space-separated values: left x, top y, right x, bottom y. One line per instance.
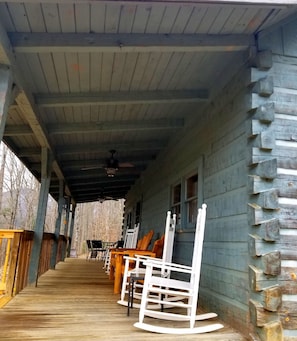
0, 258, 247, 341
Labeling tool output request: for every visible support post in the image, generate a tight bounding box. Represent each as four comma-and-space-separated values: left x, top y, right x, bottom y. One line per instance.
67, 202, 76, 257
28, 147, 52, 285
61, 196, 70, 261
0, 65, 13, 141
50, 180, 64, 269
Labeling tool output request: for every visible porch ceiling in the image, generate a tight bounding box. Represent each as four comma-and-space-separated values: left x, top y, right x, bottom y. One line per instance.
0, 0, 296, 204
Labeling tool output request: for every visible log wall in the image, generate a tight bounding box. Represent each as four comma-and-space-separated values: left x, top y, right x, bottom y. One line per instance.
250, 19, 297, 340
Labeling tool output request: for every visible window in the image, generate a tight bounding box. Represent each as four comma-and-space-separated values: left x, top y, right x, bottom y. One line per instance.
135, 201, 141, 225
126, 211, 132, 229
185, 173, 198, 225
171, 183, 181, 225
170, 156, 203, 230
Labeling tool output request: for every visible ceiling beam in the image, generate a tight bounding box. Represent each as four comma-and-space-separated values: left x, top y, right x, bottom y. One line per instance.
19, 140, 164, 157
66, 171, 139, 181
8, 33, 254, 54
31, 155, 155, 170
70, 185, 131, 194
0, 0, 294, 7
69, 180, 133, 188
4, 124, 33, 136
55, 141, 166, 155
36, 90, 208, 108
47, 118, 184, 135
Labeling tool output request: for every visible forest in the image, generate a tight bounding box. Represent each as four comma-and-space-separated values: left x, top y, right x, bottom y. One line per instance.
0, 143, 124, 256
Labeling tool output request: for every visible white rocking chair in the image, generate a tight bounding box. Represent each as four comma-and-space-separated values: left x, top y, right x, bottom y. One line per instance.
104, 224, 139, 274
117, 211, 176, 308
134, 204, 224, 334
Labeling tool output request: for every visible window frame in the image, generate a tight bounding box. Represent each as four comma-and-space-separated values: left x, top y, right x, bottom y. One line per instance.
170, 156, 204, 231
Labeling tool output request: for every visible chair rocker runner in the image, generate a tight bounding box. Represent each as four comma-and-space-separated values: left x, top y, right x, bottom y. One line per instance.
134, 204, 224, 335
117, 211, 176, 308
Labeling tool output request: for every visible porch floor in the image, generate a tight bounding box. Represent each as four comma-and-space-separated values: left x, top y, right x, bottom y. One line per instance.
0, 257, 248, 340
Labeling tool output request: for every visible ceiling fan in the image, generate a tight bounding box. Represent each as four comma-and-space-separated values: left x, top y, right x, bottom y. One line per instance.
81, 150, 134, 177
97, 189, 119, 203
98, 195, 119, 203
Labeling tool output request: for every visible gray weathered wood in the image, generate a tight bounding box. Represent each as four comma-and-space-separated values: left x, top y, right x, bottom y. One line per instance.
249, 299, 280, 327
0, 66, 13, 142
9, 32, 254, 53
252, 189, 279, 210
47, 119, 185, 134
50, 180, 64, 269
28, 148, 53, 285
249, 102, 275, 123
247, 120, 273, 137
250, 218, 280, 241
249, 265, 278, 292
256, 50, 273, 70
255, 321, 283, 341
260, 286, 282, 312
252, 76, 274, 97
36, 90, 208, 107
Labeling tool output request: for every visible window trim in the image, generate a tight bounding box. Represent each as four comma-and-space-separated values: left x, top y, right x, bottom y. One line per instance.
170, 156, 204, 232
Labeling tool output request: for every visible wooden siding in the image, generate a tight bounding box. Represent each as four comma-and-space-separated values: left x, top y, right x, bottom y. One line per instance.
0, 257, 247, 341
126, 55, 253, 335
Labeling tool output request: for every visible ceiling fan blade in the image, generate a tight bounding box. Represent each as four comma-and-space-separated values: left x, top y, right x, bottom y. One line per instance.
119, 162, 134, 168
81, 166, 103, 171
98, 196, 119, 202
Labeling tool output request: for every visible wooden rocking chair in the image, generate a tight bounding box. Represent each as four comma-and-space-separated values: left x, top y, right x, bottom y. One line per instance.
117, 211, 176, 308
134, 204, 224, 334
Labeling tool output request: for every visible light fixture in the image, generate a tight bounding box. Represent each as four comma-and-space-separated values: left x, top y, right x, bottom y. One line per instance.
105, 167, 117, 177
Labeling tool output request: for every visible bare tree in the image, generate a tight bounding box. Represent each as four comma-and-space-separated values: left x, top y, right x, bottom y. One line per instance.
74, 200, 124, 255
0, 143, 124, 253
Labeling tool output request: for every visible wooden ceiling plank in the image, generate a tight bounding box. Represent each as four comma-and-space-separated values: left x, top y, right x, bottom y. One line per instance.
35, 89, 208, 107
4, 124, 33, 136
8, 32, 254, 53
48, 118, 184, 135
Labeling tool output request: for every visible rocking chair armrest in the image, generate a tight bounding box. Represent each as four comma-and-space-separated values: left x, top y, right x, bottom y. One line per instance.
134, 254, 156, 261
142, 259, 193, 273
123, 252, 156, 267
123, 255, 138, 262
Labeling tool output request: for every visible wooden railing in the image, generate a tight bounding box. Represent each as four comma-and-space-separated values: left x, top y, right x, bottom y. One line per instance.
0, 229, 67, 308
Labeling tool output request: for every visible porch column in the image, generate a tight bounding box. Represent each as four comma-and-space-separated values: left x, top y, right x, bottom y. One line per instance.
28, 147, 53, 285
61, 196, 70, 261
0, 65, 13, 141
67, 202, 76, 257
50, 179, 64, 269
